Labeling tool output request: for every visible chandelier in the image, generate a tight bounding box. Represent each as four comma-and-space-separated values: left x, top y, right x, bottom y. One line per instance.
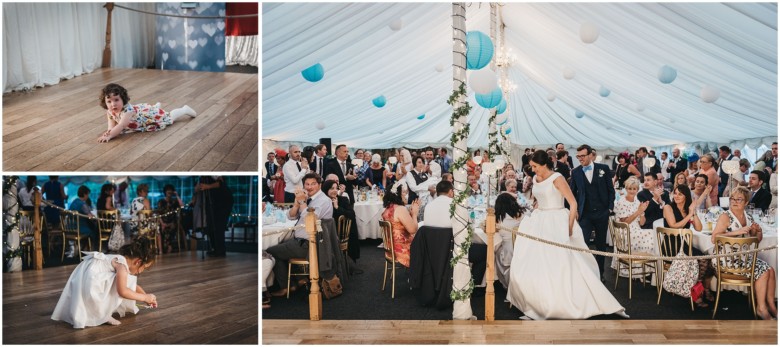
499, 77, 517, 93
494, 47, 516, 68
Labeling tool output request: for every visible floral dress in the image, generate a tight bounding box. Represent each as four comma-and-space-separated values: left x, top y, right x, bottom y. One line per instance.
108, 103, 173, 134
611, 197, 657, 277
712, 210, 771, 280
381, 204, 414, 267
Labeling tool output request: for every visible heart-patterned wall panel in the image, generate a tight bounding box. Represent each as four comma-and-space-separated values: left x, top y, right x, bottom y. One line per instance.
155, 2, 226, 72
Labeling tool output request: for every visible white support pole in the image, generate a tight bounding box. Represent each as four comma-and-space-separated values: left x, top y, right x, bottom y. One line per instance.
451, 2, 473, 321
488, 3, 498, 161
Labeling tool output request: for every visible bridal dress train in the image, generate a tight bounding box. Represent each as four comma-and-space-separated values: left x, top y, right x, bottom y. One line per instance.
506, 172, 628, 320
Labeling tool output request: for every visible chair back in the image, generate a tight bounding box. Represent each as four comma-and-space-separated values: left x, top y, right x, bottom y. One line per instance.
136, 210, 158, 235
379, 220, 394, 263
656, 227, 693, 264
97, 210, 119, 234
337, 215, 351, 252
713, 235, 759, 279
18, 211, 37, 238
611, 219, 632, 255
59, 211, 80, 235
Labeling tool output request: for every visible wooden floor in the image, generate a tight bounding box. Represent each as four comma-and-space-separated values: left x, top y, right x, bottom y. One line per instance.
3, 251, 258, 344
262, 319, 778, 344
2, 68, 258, 171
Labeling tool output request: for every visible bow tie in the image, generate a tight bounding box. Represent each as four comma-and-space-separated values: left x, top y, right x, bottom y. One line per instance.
583, 166, 592, 172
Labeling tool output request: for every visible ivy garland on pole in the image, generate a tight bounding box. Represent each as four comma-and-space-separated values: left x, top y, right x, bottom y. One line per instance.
447, 82, 475, 302
3, 176, 21, 266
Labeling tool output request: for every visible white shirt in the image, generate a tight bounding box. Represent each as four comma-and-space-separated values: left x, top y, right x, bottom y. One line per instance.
18, 187, 35, 207
660, 158, 671, 180
423, 195, 453, 228
583, 163, 595, 183
314, 155, 326, 176
283, 160, 308, 193
290, 190, 333, 239
406, 169, 434, 200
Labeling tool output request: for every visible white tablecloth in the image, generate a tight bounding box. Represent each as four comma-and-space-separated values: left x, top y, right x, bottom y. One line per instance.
354, 201, 384, 240
261, 220, 295, 250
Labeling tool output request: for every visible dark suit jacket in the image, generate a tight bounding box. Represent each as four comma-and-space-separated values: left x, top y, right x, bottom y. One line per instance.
763, 157, 777, 173
323, 158, 356, 204
264, 161, 278, 180
309, 155, 329, 177
637, 189, 671, 229
750, 187, 771, 212
555, 161, 571, 181
666, 156, 688, 182
570, 163, 615, 217
409, 226, 454, 309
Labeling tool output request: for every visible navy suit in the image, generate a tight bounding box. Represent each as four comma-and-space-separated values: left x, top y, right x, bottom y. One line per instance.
750, 187, 771, 212
570, 162, 615, 278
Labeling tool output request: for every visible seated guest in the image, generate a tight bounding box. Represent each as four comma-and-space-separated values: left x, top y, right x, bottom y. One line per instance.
381, 182, 420, 268
611, 177, 652, 277
690, 174, 713, 210
130, 183, 152, 216
366, 153, 387, 190
712, 186, 777, 320
441, 172, 453, 183
18, 176, 38, 211
467, 174, 482, 196
322, 179, 360, 265
423, 181, 455, 228
748, 170, 771, 212
498, 169, 518, 192
268, 173, 333, 297
637, 173, 670, 229
672, 172, 688, 192
97, 183, 117, 211
262, 251, 275, 309
157, 184, 183, 253
503, 179, 529, 207
68, 185, 97, 252
493, 192, 527, 288
663, 184, 714, 308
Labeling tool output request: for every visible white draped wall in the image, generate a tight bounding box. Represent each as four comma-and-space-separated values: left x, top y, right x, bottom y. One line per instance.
3, 2, 156, 93
263, 3, 777, 150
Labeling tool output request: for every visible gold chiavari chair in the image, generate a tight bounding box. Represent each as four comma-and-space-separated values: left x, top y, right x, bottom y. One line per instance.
96, 210, 119, 252
612, 219, 657, 299
712, 236, 759, 319
656, 227, 695, 311
59, 211, 91, 262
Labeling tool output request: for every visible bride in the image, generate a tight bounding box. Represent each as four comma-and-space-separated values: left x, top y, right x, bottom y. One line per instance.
507, 150, 628, 320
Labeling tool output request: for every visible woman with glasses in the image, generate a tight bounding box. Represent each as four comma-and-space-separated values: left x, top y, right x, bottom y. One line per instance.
712, 186, 777, 320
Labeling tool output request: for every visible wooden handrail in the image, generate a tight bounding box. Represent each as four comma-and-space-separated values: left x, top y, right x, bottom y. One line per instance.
485, 208, 496, 321
102, 3, 114, 68
306, 208, 322, 320
33, 191, 42, 270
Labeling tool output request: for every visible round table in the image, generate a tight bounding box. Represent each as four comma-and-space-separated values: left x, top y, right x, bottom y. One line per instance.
262, 220, 296, 251
354, 201, 384, 239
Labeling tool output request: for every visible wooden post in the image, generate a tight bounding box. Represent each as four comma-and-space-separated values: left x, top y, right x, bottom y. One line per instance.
485, 208, 496, 321
33, 191, 43, 270
102, 3, 114, 68
305, 208, 322, 320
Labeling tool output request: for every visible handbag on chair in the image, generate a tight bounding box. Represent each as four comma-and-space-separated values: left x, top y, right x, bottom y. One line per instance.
662, 250, 699, 298
108, 223, 125, 252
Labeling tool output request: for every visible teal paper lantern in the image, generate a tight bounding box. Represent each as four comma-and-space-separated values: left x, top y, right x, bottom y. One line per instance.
496, 98, 507, 114
497, 118, 508, 126
301, 63, 324, 82
599, 86, 611, 97
504, 127, 512, 135
372, 95, 386, 108
417, 114, 425, 120
575, 110, 585, 119
658, 65, 677, 84
466, 31, 494, 70
475, 88, 502, 108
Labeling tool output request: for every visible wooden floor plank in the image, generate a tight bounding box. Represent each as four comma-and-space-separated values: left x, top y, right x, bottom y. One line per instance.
3, 252, 258, 344
2, 68, 258, 171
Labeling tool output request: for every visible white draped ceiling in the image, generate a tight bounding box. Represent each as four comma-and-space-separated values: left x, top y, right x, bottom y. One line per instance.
262, 3, 777, 150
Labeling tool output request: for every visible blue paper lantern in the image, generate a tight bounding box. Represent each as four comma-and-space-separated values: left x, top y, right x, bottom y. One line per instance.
496, 98, 507, 114
599, 86, 611, 97
504, 127, 512, 135
466, 31, 494, 70
475, 88, 503, 108
658, 65, 677, 84
575, 110, 585, 119
301, 63, 324, 82
497, 118, 508, 126
372, 95, 386, 108
417, 114, 425, 120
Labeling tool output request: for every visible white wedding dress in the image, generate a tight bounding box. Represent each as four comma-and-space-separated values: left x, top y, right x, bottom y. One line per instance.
506, 172, 627, 320
51, 252, 139, 328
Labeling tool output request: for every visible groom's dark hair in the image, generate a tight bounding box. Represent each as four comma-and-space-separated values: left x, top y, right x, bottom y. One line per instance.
576, 144, 593, 154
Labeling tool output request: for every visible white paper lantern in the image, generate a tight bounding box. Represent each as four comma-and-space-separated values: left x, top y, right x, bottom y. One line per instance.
595, 155, 603, 163
721, 160, 740, 175
563, 67, 576, 80
493, 157, 505, 169
472, 155, 483, 165
469, 69, 498, 94
315, 121, 326, 130
635, 104, 645, 113
496, 112, 508, 125
546, 93, 556, 102
388, 156, 398, 164
643, 157, 656, 168
700, 85, 720, 103
389, 19, 403, 31
351, 158, 364, 167
579, 22, 600, 44
435, 64, 445, 73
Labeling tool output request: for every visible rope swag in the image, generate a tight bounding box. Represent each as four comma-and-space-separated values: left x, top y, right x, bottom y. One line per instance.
41, 200, 182, 222
447, 81, 475, 302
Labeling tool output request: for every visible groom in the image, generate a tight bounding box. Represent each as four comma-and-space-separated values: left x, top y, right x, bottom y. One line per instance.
570, 144, 615, 281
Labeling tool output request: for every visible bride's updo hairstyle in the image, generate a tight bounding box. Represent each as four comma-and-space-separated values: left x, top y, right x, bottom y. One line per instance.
119, 236, 155, 266
530, 150, 554, 169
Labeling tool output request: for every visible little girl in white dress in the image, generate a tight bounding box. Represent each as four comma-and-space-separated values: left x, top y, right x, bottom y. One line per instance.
97, 83, 197, 143
51, 237, 158, 328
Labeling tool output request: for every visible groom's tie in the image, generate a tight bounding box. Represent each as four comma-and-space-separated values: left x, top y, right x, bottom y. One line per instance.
583, 166, 592, 172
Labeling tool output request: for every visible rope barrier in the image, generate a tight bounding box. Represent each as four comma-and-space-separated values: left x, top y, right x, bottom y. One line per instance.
495, 224, 777, 261
41, 200, 180, 222
113, 4, 258, 20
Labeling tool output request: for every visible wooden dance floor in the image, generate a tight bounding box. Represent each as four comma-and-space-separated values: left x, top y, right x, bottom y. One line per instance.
262, 319, 777, 344
2, 68, 258, 171
3, 252, 257, 344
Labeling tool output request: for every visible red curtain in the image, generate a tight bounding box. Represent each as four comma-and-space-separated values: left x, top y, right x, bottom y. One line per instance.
225, 3, 258, 36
